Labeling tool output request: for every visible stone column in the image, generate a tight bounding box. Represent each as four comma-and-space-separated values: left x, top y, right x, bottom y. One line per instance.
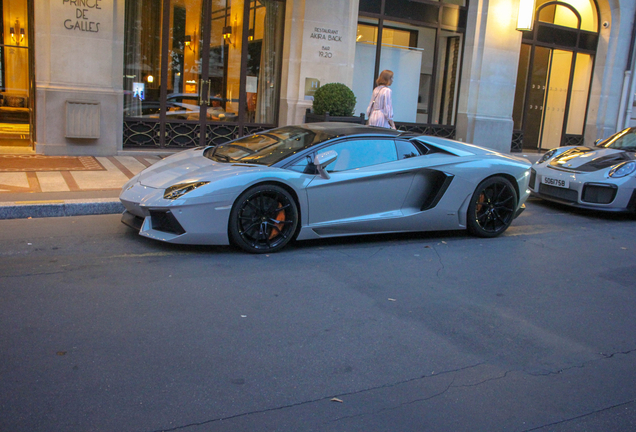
586, 0, 636, 142
34, 0, 125, 156
278, 0, 360, 126
456, 0, 522, 152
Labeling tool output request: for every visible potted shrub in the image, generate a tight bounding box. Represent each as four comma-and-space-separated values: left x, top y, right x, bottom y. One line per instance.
305, 82, 365, 124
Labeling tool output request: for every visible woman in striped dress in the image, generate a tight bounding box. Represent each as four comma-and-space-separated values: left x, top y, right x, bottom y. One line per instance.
366, 70, 395, 129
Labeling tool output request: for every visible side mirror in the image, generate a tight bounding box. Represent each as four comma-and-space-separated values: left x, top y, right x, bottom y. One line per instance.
314, 150, 338, 179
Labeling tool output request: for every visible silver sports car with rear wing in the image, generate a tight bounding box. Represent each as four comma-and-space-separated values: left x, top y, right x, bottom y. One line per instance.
530, 127, 636, 213
120, 123, 531, 253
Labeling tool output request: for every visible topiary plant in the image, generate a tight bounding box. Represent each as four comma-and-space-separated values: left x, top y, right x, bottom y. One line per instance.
312, 83, 357, 117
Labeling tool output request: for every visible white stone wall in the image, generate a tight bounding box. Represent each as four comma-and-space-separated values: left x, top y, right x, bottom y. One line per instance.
278, 0, 360, 126
34, 0, 124, 156
456, 0, 525, 152
589, 0, 636, 141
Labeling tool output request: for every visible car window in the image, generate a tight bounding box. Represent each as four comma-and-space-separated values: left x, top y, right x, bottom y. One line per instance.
287, 155, 315, 174
597, 128, 636, 150
324, 139, 398, 172
396, 140, 422, 159
205, 126, 333, 165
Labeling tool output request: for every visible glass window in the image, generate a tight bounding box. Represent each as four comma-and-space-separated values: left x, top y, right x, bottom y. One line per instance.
396, 140, 422, 159
382, 22, 434, 124
359, 0, 381, 14
354, 1, 465, 127
434, 30, 462, 125
245, 0, 285, 124
566, 53, 593, 135
206, 125, 327, 165
384, 0, 438, 25
123, 0, 164, 119
540, 50, 573, 149
536, 0, 598, 32
325, 139, 397, 172
0, 0, 31, 148
352, 19, 379, 117
597, 128, 636, 150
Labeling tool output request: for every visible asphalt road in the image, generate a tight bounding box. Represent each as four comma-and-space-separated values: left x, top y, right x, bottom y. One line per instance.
1, 198, 635, 431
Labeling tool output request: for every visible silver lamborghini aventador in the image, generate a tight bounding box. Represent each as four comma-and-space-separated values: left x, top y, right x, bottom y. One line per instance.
120, 123, 532, 253
530, 127, 636, 213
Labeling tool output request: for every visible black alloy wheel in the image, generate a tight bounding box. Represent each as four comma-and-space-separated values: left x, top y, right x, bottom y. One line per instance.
229, 184, 298, 253
467, 176, 518, 238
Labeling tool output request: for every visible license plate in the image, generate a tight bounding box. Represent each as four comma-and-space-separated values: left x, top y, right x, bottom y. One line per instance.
542, 176, 569, 188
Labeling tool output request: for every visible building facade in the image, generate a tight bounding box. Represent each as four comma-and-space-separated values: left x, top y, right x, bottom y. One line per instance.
0, 0, 634, 156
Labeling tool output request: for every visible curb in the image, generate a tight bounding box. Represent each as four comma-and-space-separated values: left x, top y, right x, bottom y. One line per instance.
0, 198, 124, 220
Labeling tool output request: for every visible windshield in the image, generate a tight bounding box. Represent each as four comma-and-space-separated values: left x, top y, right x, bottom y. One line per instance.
204, 126, 332, 165
596, 127, 636, 151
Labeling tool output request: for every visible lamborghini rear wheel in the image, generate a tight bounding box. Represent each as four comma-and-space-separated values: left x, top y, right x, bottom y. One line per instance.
229, 184, 298, 253
467, 176, 517, 238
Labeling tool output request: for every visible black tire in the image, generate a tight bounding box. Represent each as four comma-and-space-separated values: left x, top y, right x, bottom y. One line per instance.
467, 176, 517, 238
229, 184, 298, 253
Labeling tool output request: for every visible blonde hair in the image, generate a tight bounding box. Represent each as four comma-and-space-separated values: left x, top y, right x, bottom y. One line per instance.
376, 70, 394, 86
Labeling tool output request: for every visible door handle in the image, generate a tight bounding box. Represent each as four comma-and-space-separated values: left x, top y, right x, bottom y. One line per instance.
199, 79, 208, 106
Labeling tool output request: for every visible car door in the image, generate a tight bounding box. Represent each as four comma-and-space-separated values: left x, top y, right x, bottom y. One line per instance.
305, 138, 415, 232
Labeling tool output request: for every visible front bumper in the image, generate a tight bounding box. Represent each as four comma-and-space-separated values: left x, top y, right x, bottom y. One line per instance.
529, 167, 636, 212
119, 182, 234, 245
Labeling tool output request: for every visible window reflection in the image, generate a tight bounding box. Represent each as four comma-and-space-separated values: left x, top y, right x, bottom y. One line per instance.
123, 0, 285, 126
353, 20, 462, 125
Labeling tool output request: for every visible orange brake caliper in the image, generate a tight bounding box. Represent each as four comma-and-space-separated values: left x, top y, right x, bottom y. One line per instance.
269, 203, 286, 239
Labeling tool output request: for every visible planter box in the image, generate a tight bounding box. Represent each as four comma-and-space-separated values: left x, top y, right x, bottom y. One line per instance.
305, 109, 366, 125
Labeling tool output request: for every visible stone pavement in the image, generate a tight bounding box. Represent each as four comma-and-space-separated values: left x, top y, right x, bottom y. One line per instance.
0, 150, 542, 220
0, 153, 168, 220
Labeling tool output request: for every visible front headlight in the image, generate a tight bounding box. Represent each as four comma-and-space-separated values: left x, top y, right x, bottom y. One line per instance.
536, 149, 557, 164
608, 161, 636, 178
164, 181, 210, 200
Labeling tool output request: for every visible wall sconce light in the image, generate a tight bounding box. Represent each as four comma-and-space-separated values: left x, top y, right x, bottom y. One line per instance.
10, 27, 15, 42
516, 0, 536, 31
184, 34, 195, 53
248, 29, 254, 42
20, 28, 25, 43
223, 26, 232, 45
147, 75, 154, 83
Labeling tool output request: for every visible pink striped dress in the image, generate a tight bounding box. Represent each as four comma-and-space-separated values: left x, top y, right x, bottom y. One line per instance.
366, 85, 394, 128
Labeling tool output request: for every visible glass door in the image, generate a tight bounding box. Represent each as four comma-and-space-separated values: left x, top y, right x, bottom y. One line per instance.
164, 0, 208, 147
540, 49, 573, 149
0, 0, 33, 151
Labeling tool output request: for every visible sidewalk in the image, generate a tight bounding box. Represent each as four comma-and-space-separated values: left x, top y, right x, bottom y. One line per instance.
0, 150, 543, 220
0, 152, 170, 220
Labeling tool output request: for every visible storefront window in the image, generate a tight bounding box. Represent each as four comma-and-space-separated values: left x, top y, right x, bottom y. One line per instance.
123, 0, 285, 148
0, 0, 32, 150
354, 1, 466, 127
123, 0, 163, 120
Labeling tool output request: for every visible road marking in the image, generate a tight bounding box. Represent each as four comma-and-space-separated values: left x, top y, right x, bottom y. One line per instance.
109, 251, 192, 259
14, 200, 65, 204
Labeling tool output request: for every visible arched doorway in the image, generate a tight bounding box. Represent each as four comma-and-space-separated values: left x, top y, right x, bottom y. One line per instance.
512, 0, 599, 151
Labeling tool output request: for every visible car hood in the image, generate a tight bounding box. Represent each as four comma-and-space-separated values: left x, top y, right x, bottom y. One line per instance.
549, 147, 636, 172
138, 148, 263, 188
